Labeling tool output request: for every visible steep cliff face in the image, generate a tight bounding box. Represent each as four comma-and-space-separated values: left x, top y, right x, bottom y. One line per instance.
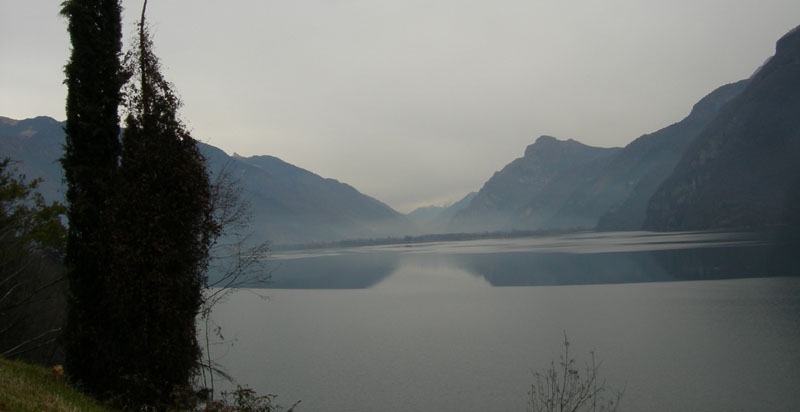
594, 80, 748, 230
644, 25, 800, 231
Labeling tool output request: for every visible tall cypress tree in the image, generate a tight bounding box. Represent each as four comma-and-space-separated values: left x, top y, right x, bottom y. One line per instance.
59, 0, 126, 396
104, 2, 218, 406
61, 1, 218, 407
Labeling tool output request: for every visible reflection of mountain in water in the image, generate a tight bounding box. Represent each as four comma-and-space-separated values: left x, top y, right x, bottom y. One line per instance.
653, 244, 795, 280
267, 252, 400, 289
457, 245, 785, 287
249, 231, 797, 289
455, 252, 668, 286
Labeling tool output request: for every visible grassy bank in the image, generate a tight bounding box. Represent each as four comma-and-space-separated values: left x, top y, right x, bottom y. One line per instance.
0, 356, 112, 412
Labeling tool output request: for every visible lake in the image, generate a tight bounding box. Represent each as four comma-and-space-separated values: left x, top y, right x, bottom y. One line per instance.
206, 231, 800, 412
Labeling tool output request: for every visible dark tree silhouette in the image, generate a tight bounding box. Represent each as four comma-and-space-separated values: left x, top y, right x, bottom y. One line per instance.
59, 0, 127, 396
61, 1, 221, 408
96, 0, 219, 407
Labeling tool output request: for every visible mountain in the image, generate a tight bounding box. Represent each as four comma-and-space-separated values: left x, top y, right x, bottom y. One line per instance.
449, 136, 620, 232
0, 116, 411, 244
445, 77, 747, 233
511, 80, 746, 231
0, 116, 67, 204
587, 80, 749, 230
212, 149, 411, 244
7, 26, 796, 239
407, 192, 476, 234
512, 148, 622, 229
644, 25, 800, 231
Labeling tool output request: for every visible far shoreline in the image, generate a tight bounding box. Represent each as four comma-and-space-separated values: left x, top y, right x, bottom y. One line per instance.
270, 226, 784, 252
271, 227, 601, 251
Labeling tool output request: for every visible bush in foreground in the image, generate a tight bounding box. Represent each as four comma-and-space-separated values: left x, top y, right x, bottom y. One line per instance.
528, 335, 623, 412
199, 386, 300, 412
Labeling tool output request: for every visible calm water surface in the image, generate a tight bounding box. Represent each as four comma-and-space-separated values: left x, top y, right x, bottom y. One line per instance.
208, 231, 800, 412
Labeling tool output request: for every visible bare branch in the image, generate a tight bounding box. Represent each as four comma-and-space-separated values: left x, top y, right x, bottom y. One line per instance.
197, 158, 272, 394
528, 334, 623, 412
1, 327, 61, 358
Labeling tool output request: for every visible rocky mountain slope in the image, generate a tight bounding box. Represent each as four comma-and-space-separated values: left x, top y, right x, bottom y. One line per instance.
591, 80, 748, 230
449, 136, 620, 232
644, 25, 800, 231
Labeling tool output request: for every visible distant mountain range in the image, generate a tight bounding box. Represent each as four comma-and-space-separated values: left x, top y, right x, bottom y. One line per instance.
406, 192, 476, 234
4, 25, 798, 240
0, 117, 411, 245
200, 146, 412, 244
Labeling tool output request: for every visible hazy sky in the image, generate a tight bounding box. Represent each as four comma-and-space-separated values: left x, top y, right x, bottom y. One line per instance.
2, 1, 799, 212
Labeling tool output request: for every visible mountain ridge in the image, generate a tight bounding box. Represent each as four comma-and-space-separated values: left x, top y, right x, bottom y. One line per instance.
592, 79, 749, 230
0, 116, 410, 245
4, 26, 797, 238
449, 135, 621, 232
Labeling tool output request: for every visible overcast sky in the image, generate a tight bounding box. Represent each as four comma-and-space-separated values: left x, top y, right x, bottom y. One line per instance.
2, 1, 799, 212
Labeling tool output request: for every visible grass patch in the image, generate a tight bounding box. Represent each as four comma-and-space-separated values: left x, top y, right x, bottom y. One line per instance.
0, 356, 112, 412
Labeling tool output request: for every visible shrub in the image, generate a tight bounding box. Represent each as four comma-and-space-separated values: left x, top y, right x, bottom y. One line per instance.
528, 334, 623, 412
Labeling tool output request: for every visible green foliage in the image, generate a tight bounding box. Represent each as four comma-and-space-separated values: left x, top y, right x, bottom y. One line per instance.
528, 335, 623, 412
0, 159, 67, 361
0, 158, 66, 254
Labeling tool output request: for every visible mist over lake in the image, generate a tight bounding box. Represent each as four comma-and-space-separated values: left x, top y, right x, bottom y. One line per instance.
207, 231, 800, 412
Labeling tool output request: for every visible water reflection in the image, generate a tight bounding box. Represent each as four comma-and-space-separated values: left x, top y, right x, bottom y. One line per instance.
210, 232, 800, 412
268, 252, 399, 289
455, 251, 668, 286
263, 231, 795, 289
371, 254, 491, 292
458, 245, 779, 286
